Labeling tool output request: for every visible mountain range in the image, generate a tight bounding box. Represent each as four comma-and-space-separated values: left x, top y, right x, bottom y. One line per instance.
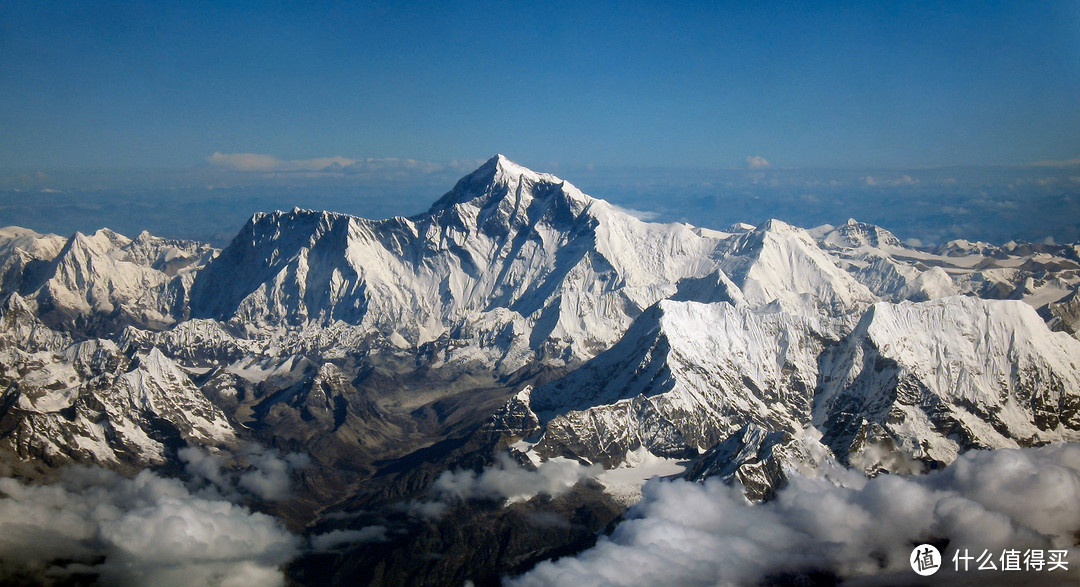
0, 156, 1078, 585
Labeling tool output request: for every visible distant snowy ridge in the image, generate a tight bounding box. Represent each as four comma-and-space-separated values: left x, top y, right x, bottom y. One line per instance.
0, 227, 213, 337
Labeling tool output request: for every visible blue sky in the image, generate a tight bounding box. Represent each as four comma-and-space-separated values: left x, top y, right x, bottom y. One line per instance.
2, 1, 1078, 171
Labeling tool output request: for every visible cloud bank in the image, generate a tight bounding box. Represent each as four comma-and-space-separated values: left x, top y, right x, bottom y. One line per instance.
511, 444, 1080, 586
433, 455, 600, 504
864, 173, 918, 187
5, 156, 1079, 249
0, 443, 312, 585
0, 467, 300, 586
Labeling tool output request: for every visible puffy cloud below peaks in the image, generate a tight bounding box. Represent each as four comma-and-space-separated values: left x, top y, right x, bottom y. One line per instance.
511, 444, 1080, 586
0, 467, 300, 587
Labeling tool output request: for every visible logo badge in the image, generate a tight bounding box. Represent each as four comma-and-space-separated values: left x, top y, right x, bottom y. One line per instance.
911, 544, 942, 576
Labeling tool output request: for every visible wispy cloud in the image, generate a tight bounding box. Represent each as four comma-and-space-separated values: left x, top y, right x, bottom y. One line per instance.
180, 444, 310, 502
208, 152, 483, 176
0, 443, 313, 585
609, 203, 660, 221
432, 455, 599, 504
208, 152, 292, 172
208, 152, 364, 172
310, 526, 389, 551
1026, 158, 1080, 168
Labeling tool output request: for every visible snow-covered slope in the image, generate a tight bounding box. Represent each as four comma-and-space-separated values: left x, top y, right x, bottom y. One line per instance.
0, 288, 234, 469
816, 295, 1080, 469
816, 219, 959, 302
683, 423, 835, 501
1043, 286, 1080, 339
502, 299, 829, 467
719, 219, 877, 330
817, 219, 1080, 314
190, 155, 732, 365
0, 335, 235, 470
0, 226, 67, 298
0, 226, 67, 262
497, 293, 1080, 501
19, 228, 213, 336
0, 293, 72, 352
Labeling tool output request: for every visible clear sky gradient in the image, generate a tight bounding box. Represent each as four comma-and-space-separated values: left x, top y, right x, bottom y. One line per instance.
2, 1, 1079, 171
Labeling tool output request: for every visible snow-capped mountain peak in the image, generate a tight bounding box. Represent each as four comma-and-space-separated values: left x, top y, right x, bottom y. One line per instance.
427, 154, 593, 219
720, 218, 878, 322
823, 218, 904, 249
188, 156, 737, 363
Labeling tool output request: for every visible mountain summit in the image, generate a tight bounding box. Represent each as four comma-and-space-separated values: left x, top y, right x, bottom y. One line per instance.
188, 156, 733, 364
426, 154, 593, 217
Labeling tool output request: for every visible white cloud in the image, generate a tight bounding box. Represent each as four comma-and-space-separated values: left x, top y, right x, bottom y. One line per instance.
746, 155, 770, 169
397, 498, 450, 520
0, 467, 300, 586
208, 152, 358, 173
864, 174, 918, 187
310, 526, 389, 551
433, 454, 599, 504
511, 444, 1080, 586
208, 152, 288, 172
1027, 158, 1080, 168
179, 446, 229, 488
237, 445, 311, 502
401, 455, 600, 519
180, 444, 309, 502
